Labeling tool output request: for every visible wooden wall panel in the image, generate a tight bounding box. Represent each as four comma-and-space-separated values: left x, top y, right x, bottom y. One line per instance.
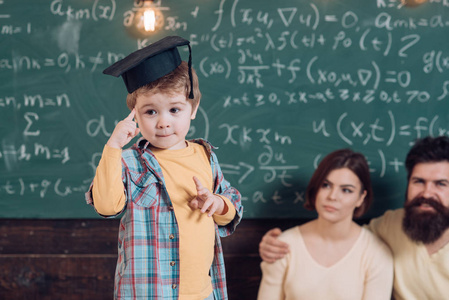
0, 255, 116, 300
0, 218, 301, 300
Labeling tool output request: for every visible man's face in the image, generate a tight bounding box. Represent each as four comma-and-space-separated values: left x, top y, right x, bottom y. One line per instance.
402, 162, 449, 244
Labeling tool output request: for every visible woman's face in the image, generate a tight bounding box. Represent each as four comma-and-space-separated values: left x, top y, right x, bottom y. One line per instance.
315, 168, 367, 223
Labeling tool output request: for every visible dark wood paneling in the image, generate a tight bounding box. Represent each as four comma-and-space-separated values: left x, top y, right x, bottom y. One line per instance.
0, 219, 120, 255
0, 218, 302, 300
0, 255, 116, 300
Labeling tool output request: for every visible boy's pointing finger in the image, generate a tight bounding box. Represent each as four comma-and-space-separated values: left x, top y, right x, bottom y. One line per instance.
193, 176, 204, 190
125, 109, 136, 121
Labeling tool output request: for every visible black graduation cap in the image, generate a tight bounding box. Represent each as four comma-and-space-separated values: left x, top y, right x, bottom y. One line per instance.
103, 36, 194, 98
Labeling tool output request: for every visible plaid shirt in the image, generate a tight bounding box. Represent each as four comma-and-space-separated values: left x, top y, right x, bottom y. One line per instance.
86, 138, 243, 299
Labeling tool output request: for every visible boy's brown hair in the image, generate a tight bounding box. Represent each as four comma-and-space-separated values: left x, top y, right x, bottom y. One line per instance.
126, 61, 201, 110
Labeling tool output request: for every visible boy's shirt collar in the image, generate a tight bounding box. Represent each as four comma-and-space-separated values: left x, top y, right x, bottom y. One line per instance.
137, 138, 151, 150
135, 137, 216, 153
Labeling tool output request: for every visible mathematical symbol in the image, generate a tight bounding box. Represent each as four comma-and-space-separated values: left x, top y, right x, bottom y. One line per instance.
293, 191, 305, 204
253, 191, 267, 203
417, 19, 428, 26
442, 57, 449, 68
44, 59, 55, 67
218, 123, 239, 145
317, 34, 326, 45
371, 37, 383, 51
278, 170, 293, 187
89, 52, 103, 72
389, 158, 403, 173
272, 58, 286, 76
271, 190, 283, 204
399, 125, 411, 136
385, 71, 397, 83
351, 122, 364, 138
257, 128, 271, 144
437, 128, 447, 136
220, 164, 239, 175
369, 119, 385, 142
324, 15, 337, 22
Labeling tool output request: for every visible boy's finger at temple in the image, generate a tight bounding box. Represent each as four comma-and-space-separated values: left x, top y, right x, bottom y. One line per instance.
125, 108, 136, 121
134, 128, 140, 137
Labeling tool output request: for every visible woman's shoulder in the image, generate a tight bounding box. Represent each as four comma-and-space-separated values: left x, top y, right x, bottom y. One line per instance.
278, 226, 302, 244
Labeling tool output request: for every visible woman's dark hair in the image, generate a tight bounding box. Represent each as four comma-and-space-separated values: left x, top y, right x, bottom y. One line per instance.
304, 149, 373, 218
405, 136, 449, 180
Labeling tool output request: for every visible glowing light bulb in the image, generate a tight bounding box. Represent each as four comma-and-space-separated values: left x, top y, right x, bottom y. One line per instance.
143, 9, 156, 32
125, 1, 164, 37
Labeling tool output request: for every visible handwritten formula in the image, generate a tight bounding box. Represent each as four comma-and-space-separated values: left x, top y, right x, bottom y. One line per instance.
1, 0, 448, 218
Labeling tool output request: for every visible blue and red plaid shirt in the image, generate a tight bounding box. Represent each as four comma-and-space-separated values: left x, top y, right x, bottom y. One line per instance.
86, 138, 243, 299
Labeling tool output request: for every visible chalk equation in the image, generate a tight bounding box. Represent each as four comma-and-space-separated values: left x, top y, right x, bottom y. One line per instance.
0, 177, 89, 198
313, 112, 449, 146
1, 0, 449, 218
1, 143, 70, 169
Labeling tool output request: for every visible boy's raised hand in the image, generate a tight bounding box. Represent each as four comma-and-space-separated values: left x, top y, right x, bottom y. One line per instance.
107, 109, 140, 149
189, 176, 226, 217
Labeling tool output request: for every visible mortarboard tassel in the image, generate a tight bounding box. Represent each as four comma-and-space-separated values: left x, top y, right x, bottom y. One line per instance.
188, 44, 194, 99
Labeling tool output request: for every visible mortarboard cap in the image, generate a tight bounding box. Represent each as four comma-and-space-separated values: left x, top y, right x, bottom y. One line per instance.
103, 36, 194, 98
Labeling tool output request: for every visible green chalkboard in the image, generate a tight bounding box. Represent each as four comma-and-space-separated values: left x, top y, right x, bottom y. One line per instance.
1, 0, 449, 218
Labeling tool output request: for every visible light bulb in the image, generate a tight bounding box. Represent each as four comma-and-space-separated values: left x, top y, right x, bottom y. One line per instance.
135, 1, 164, 35
123, 1, 164, 38
143, 9, 156, 31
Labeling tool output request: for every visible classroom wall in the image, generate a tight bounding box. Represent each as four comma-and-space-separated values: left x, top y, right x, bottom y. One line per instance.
2, 0, 449, 299
3, 0, 449, 220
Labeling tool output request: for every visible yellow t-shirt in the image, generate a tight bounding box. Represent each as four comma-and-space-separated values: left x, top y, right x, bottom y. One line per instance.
151, 142, 235, 299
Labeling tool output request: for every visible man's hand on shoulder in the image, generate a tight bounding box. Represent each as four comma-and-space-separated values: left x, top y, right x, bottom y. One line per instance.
259, 228, 289, 263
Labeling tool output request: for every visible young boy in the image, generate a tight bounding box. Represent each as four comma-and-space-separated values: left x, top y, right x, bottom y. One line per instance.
85, 36, 243, 300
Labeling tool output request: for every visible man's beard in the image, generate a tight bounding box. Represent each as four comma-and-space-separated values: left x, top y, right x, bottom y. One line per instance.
402, 196, 449, 244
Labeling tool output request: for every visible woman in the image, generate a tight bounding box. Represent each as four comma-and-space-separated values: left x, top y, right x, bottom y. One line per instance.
257, 149, 393, 300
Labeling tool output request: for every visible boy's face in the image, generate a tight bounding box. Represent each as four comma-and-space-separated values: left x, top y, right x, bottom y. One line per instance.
134, 91, 198, 150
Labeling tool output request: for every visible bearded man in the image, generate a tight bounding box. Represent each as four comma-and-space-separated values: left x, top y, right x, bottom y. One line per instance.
259, 136, 449, 300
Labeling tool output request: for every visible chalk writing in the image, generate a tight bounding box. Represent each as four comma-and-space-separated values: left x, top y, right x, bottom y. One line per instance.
0, 177, 88, 198
50, 0, 116, 21
1, 0, 449, 218
1, 143, 70, 167
0, 52, 126, 73
0, 93, 70, 110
